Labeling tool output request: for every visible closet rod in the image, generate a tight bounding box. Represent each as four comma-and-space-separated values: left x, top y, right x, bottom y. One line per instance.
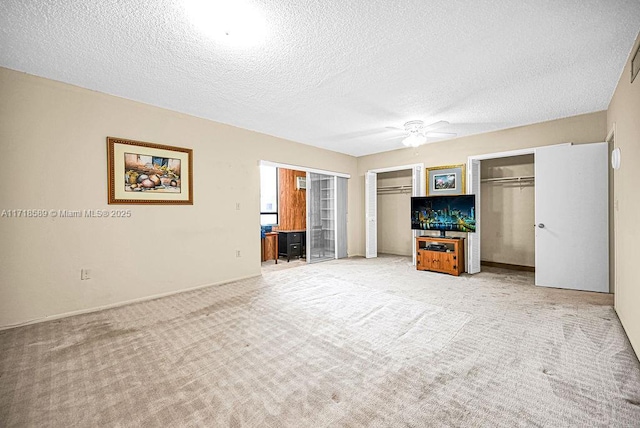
377, 190, 412, 193
377, 185, 413, 194
481, 175, 534, 183
377, 185, 412, 190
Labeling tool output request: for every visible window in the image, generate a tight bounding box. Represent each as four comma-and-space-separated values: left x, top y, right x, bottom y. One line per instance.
260, 165, 278, 225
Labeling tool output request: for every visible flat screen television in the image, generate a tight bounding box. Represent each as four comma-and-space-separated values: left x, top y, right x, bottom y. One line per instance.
411, 195, 476, 237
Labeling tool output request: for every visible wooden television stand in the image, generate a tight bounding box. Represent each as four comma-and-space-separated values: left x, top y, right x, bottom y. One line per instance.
416, 236, 465, 276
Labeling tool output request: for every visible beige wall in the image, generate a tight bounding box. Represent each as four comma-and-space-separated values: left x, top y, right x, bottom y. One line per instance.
357, 111, 607, 259
377, 170, 412, 256
481, 155, 535, 267
0, 68, 358, 327
608, 32, 640, 355
357, 112, 606, 175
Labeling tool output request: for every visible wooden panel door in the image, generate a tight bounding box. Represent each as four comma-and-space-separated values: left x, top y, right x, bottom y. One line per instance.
416, 250, 431, 271
429, 253, 443, 271
439, 253, 455, 273
276, 168, 307, 231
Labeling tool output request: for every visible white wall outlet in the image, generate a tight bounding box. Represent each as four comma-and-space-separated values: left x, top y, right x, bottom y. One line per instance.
236, 250, 241, 257
236, 202, 240, 210
81, 269, 91, 280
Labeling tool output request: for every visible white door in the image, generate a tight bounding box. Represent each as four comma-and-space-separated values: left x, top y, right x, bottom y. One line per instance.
535, 142, 609, 292
365, 171, 377, 258
467, 159, 481, 274
411, 165, 424, 265
336, 177, 348, 259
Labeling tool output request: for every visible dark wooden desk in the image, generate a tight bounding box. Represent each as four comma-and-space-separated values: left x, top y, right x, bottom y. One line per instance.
277, 230, 306, 262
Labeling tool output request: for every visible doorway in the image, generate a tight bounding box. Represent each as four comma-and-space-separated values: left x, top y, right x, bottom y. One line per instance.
467, 143, 609, 293
376, 170, 413, 257
259, 160, 350, 271
480, 155, 535, 271
365, 163, 424, 265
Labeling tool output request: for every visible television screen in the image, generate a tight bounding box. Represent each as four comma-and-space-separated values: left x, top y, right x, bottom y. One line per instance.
411, 195, 476, 233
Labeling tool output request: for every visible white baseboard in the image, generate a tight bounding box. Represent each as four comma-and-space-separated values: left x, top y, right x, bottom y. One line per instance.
0, 273, 261, 331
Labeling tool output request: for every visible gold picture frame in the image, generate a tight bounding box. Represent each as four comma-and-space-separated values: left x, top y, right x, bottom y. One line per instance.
107, 137, 193, 204
426, 164, 466, 196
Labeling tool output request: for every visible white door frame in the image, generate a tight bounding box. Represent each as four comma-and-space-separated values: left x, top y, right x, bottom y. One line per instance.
365, 163, 425, 264
260, 160, 351, 264
334, 175, 339, 258
259, 160, 351, 178
365, 171, 378, 259
606, 124, 616, 297
466, 144, 570, 273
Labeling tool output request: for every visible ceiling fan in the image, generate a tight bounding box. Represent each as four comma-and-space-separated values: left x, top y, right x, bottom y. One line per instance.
393, 120, 457, 147
327, 119, 457, 146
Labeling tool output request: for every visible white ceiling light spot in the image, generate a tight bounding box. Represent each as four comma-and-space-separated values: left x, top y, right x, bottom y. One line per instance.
183, 0, 267, 46
401, 120, 455, 148
402, 132, 426, 148
402, 120, 427, 147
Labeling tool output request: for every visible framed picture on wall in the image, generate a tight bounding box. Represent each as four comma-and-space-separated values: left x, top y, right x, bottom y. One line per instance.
426, 164, 466, 196
107, 137, 193, 204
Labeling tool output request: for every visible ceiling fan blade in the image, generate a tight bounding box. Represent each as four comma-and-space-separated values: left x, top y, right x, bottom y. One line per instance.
425, 131, 457, 138
423, 120, 450, 131
329, 128, 400, 141
381, 135, 404, 142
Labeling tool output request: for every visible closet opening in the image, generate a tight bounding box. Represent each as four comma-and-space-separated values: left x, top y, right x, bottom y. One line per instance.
365, 163, 424, 265
376, 170, 414, 258
480, 155, 535, 273
469, 142, 609, 293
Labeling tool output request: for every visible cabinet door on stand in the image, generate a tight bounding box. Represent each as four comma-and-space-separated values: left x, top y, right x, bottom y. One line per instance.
417, 251, 432, 271
432, 253, 444, 271
440, 253, 456, 272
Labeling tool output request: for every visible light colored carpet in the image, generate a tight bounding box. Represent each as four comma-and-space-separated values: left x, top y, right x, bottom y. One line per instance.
1, 255, 639, 427
261, 257, 306, 273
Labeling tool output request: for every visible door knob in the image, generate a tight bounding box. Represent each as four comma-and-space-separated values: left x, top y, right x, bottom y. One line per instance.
537, 223, 545, 228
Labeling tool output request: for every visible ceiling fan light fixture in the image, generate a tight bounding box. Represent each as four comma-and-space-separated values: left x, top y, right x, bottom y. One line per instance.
401, 120, 427, 147
399, 119, 455, 147
402, 133, 427, 147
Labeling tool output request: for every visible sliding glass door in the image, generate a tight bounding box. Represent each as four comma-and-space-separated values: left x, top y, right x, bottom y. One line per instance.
307, 172, 335, 262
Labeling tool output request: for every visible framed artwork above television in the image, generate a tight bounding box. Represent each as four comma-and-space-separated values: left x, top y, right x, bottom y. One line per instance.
426, 164, 465, 196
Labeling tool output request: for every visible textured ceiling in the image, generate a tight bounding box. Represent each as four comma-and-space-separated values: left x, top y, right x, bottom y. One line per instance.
1, 1, 639, 156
